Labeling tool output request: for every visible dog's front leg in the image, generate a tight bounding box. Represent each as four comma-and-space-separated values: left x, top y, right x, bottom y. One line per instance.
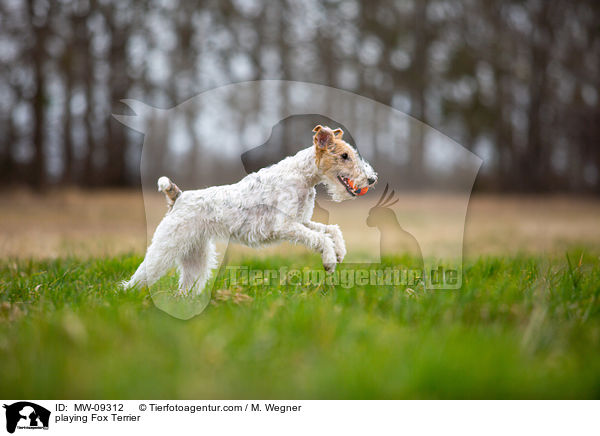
277, 222, 338, 272
304, 221, 346, 264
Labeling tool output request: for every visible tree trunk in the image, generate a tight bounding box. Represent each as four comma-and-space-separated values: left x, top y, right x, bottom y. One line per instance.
27, 0, 48, 189
62, 57, 74, 184
408, 0, 429, 182
105, 11, 129, 186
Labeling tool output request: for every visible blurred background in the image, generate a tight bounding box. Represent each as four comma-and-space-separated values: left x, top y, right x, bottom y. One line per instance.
3, 0, 600, 400
1, 0, 599, 192
1, 0, 600, 259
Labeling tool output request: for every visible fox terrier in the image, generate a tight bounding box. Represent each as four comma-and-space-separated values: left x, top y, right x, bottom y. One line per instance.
124, 125, 378, 295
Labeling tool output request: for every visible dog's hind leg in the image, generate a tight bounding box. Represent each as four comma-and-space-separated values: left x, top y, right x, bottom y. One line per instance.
177, 239, 217, 296
123, 242, 176, 290
123, 220, 181, 290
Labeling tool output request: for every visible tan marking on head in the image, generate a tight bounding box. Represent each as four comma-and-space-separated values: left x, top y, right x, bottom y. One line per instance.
317, 140, 358, 172
312, 125, 363, 180
313, 125, 334, 165
314, 126, 351, 161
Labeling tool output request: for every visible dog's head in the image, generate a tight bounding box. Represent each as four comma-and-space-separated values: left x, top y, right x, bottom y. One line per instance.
313, 125, 378, 202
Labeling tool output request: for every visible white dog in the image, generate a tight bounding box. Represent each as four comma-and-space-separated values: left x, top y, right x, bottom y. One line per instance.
124, 125, 378, 295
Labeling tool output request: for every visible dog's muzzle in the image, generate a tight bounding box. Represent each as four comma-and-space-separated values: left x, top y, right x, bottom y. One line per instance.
337, 176, 369, 196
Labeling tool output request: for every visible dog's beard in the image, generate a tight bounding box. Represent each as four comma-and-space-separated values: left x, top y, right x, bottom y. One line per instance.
323, 177, 356, 202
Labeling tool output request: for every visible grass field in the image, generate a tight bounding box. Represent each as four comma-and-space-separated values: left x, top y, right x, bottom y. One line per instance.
1, 251, 599, 399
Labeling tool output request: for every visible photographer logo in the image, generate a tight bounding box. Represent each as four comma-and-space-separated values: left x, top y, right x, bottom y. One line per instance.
3, 402, 50, 433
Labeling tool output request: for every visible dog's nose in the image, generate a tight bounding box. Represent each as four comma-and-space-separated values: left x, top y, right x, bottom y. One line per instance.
368, 176, 377, 185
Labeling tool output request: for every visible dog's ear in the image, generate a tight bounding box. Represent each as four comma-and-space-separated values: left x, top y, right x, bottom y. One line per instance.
333, 128, 343, 139
313, 125, 335, 150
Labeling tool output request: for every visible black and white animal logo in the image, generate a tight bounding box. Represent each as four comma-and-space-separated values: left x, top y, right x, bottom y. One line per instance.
3, 402, 50, 434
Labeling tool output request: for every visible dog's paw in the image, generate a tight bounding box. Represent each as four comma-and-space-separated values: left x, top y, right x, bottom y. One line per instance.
321, 236, 337, 273
334, 237, 346, 263
327, 225, 346, 263
335, 247, 346, 264
323, 262, 336, 274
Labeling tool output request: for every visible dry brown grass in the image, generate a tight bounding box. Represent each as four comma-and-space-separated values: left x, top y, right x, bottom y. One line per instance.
1, 188, 599, 259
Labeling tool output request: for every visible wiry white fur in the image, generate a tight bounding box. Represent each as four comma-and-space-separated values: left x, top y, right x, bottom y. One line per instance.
124, 145, 377, 296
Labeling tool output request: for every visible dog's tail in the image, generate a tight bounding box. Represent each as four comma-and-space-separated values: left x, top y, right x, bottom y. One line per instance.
157, 176, 182, 210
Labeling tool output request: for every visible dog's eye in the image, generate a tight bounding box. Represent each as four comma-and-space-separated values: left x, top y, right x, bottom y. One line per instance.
341, 153, 349, 160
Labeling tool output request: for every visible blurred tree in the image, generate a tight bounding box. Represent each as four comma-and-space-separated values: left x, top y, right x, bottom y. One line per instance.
26, 0, 51, 188
0, 0, 598, 193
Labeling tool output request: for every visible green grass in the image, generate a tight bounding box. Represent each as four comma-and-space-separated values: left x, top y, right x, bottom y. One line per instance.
1, 251, 599, 399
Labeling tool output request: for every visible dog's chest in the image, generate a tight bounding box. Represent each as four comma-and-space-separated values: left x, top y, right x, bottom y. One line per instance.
299, 188, 316, 222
